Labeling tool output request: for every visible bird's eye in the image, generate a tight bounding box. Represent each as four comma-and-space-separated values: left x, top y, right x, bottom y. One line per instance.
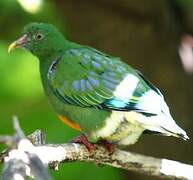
34, 33, 44, 40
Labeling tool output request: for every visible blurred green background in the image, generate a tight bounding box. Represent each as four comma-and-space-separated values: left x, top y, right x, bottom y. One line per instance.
0, 0, 193, 179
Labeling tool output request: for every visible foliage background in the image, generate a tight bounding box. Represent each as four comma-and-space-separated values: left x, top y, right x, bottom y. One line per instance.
0, 0, 193, 179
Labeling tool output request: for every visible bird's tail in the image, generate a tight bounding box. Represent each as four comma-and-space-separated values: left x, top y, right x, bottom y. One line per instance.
158, 122, 189, 140
136, 113, 189, 140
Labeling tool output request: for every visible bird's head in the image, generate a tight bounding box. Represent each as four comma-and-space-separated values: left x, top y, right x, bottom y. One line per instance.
8, 22, 66, 59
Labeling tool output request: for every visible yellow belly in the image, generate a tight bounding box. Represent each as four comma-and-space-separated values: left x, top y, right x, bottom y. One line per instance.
91, 111, 144, 145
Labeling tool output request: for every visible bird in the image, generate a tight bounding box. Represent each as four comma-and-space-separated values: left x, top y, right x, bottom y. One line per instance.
8, 22, 189, 152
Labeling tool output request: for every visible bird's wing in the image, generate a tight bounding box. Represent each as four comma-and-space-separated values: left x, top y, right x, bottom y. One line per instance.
48, 47, 165, 115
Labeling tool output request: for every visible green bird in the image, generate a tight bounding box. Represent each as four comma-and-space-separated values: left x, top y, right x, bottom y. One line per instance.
8, 22, 189, 151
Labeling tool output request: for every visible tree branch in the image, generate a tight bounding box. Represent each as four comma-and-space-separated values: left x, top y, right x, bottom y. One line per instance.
0, 118, 193, 180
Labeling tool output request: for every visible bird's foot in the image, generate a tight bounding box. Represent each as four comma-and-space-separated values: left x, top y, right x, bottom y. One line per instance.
97, 139, 115, 154
70, 135, 115, 154
70, 134, 94, 153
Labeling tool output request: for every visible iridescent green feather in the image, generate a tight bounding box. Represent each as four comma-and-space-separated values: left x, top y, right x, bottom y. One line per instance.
48, 47, 158, 111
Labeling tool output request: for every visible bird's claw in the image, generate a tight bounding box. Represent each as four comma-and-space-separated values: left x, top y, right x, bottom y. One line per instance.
70, 134, 95, 153
70, 135, 115, 154
97, 139, 115, 154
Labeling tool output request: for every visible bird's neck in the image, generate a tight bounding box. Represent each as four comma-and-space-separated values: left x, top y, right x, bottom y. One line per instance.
39, 41, 76, 90
39, 38, 81, 91
37, 39, 70, 60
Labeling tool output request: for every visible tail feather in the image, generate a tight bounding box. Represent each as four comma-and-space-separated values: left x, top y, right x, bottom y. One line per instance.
143, 128, 189, 141
177, 133, 189, 141
160, 126, 189, 141
124, 111, 189, 141
136, 113, 189, 141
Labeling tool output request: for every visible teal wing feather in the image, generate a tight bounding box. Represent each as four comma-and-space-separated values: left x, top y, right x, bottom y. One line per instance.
48, 47, 162, 114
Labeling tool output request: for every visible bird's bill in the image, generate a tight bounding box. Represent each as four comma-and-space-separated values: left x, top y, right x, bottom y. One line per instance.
8, 34, 28, 53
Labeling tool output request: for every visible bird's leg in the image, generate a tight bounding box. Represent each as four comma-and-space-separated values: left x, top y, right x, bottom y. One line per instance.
97, 139, 115, 154
70, 134, 95, 153
70, 135, 115, 154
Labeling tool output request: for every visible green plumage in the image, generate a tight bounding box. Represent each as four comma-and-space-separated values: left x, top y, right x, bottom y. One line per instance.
9, 22, 188, 145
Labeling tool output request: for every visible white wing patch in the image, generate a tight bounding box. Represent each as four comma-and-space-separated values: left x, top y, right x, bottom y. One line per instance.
136, 90, 170, 115
113, 74, 139, 101
113, 74, 170, 116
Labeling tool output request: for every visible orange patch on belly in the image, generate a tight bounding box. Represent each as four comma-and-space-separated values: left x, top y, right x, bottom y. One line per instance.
58, 115, 82, 131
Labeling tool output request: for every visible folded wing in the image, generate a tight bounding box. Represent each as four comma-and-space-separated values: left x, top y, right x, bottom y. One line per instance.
48, 47, 168, 116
